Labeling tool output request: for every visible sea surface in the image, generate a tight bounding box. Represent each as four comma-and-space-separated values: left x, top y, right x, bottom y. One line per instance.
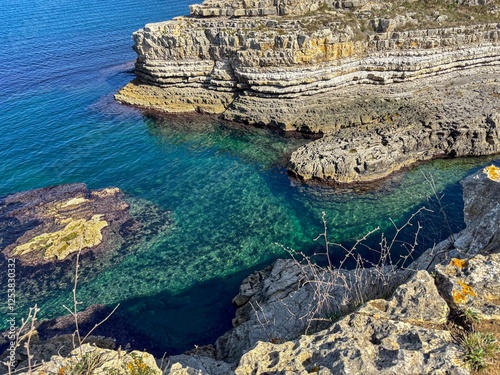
1, 0, 499, 355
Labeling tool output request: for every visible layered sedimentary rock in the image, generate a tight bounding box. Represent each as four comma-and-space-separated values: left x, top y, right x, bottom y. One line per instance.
116, 0, 500, 183
289, 68, 500, 182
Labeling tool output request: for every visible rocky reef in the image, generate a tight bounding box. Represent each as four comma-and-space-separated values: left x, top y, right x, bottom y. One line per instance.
116, 0, 500, 183
0, 184, 130, 265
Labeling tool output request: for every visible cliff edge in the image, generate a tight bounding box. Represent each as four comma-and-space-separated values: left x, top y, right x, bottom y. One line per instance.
115, 0, 500, 182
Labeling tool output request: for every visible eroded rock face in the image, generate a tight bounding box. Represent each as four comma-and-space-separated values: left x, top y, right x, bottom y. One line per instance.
456, 164, 500, 254
115, 0, 500, 126
115, 0, 500, 184
0, 184, 130, 264
288, 72, 500, 183
235, 270, 466, 375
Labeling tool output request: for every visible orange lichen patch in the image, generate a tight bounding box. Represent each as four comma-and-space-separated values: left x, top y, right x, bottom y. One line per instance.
484, 165, 500, 182
450, 258, 468, 269
452, 280, 477, 304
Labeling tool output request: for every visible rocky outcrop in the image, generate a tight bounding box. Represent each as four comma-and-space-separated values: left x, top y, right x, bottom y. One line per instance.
116, 0, 500, 121
115, 0, 500, 184
163, 165, 499, 374
436, 253, 500, 320
288, 69, 500, 183
235, 271, 466, 375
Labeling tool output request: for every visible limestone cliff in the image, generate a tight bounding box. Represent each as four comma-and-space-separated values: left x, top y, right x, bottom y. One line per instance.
115, 0, 500, 183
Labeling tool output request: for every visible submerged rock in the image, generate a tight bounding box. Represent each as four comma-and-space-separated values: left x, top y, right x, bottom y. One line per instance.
0, 184, 129, 264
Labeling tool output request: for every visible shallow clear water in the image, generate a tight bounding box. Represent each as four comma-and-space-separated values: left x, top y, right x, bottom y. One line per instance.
1, 0, 499, 355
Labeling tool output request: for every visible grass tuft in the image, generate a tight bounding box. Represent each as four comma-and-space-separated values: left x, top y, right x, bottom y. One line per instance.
460, 332, 499, 372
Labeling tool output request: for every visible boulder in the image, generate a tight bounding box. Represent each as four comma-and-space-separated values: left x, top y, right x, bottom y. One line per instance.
235, 270, 467, 375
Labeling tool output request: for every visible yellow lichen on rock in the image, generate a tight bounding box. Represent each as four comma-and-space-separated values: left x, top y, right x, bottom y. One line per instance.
13, 215, 108, 260
484, 165, 500, 182
452, 280, 477, 304
450, 258, 468, 269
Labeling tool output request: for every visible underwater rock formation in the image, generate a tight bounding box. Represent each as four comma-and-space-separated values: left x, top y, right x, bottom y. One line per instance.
0, 184, 129, 264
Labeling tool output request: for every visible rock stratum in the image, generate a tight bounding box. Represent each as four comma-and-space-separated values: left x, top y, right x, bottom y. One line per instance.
116, 0, 500, 183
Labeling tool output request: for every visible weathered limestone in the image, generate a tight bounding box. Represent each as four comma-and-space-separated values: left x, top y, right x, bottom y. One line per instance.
17, 344, 162, 375
436, 254, 500, 320
235, 271, 466, 375
116, 0, 500, 184
288, 69, 500, 183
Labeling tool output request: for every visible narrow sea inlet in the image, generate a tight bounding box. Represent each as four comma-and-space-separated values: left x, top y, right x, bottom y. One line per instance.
0, 0, 498, 355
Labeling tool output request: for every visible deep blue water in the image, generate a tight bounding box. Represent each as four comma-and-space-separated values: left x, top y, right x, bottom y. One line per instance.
1, 0, 499, 355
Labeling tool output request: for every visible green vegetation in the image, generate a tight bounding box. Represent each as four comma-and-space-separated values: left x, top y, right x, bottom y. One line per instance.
461, 307, 481, 326
460, 332, 499, 371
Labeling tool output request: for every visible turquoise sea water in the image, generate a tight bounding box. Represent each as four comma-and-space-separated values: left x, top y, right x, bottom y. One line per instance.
1, 0, 499, 355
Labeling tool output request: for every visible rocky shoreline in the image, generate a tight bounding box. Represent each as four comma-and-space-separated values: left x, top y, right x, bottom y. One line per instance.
4, 166, 499, 374
115, 0, 500, 184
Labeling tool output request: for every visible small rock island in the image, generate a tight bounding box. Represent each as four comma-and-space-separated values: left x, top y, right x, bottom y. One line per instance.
116, 0, 500, 184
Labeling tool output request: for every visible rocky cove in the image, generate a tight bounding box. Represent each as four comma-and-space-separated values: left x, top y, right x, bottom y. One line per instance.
4, 165, 499, 374
115, 0, 500, 184
1, 0, 500, 374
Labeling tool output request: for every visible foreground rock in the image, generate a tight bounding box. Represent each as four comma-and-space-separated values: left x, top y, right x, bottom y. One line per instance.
17, 343, 162, 375
236, 271, 465, 375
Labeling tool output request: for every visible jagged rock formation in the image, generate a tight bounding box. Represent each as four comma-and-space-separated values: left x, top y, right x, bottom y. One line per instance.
115, 0, 500, 183
235, 271, 466, 375
165, 165, 500, 374
288, 69, 500, 183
